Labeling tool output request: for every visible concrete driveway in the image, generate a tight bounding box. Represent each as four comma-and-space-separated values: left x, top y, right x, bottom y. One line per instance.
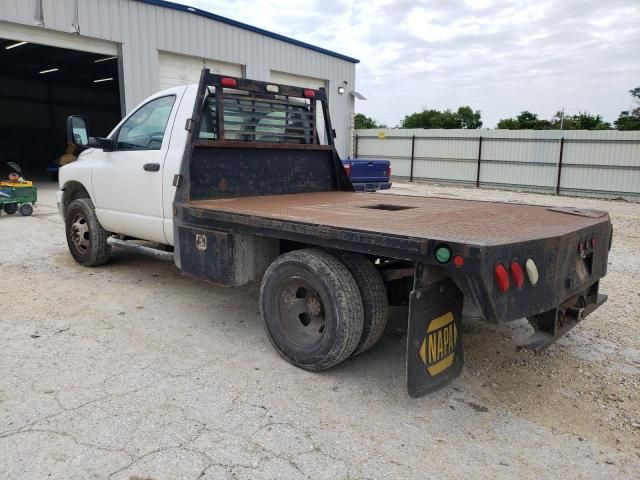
1, 182, 638, 479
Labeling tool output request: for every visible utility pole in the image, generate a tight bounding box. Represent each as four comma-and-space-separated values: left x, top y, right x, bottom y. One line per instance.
559, 107, 565, 131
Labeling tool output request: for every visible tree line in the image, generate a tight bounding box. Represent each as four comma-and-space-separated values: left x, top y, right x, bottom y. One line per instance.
354, 87, 640, 131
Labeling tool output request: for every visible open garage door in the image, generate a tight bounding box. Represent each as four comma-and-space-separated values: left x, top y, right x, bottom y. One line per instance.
158, 51, 243, 90
0, 37, 121, 180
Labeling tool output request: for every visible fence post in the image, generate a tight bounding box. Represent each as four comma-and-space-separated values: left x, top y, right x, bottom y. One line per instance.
556, 137, 565, 195
354, 134, 359, 159
475, 136, 483, 187
409, 135, 416, 182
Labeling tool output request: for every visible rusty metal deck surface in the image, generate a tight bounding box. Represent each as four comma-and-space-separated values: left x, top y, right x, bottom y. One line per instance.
187, 192, 608, 246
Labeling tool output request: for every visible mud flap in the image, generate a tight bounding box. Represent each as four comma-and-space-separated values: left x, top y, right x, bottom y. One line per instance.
406, 274, 464, 398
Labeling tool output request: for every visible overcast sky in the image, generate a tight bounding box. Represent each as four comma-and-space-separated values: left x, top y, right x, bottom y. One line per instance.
190, 0, 639, 128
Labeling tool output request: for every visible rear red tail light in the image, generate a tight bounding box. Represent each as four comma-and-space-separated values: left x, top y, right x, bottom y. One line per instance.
221, 77, 237, 87
510, 261, 525, 289
344, 164, 351, 176
387, 165, 392, 177
303, 89, 315, 98
495, 264, 510, 292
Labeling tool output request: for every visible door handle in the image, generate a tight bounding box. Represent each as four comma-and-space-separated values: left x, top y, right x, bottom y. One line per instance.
143, 163, 160, 172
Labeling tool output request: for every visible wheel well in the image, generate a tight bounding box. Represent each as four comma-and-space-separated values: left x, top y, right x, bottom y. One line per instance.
62, 181, 91, 216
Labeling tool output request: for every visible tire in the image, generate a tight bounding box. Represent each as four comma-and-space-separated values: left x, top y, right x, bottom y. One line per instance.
338, 253, 388, 356
260, 248, 364, 371
3, 203, 18, 215
19, 203, 33, 216
65, 198, 111, 267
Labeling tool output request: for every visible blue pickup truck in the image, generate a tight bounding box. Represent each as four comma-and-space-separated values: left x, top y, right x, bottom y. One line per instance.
342, 158, 391, 192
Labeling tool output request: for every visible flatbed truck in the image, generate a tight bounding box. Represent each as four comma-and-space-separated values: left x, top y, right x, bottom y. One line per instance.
59, 70, 611, 396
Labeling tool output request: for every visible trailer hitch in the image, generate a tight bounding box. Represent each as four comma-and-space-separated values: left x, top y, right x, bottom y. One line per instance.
518, 284, 607, 353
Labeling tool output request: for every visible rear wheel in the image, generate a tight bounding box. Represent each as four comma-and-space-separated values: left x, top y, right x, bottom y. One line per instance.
19, 203, 33, 216
65, 198, 111, 266
3, 203, 18, 215
260, 249, 364, 371
338, 253, 388, 355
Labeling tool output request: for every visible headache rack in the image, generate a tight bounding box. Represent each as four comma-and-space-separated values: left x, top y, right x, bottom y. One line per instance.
191, 71, 334, 149
174, 69, 353, 203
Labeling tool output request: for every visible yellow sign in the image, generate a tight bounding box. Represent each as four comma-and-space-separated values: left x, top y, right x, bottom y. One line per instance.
377, 131, 385, 139
419, 312, 457, 376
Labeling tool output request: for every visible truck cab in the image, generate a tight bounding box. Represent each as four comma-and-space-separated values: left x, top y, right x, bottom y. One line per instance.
58, 85, 197, 246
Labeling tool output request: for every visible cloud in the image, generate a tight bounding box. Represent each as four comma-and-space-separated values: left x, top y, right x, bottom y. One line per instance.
189, 0, 640, 127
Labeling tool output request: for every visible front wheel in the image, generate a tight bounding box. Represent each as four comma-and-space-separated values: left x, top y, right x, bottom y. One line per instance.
3, 203, 18, 215
65, 198, 111, 266
260, 249, 364, 371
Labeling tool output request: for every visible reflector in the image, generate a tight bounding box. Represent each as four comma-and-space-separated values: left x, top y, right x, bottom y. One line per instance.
495, 264, 510, 292
221, 77, 237, 87
303, 89, 315, 98
435, 245, 452, 264
525, 258, 539, 286
510, 261, 525, 289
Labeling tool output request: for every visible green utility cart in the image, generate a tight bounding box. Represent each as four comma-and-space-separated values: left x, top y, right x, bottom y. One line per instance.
0, 162, 36, 216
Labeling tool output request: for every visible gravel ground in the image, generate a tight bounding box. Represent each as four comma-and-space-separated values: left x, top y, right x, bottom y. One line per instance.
0, 181, 638, 479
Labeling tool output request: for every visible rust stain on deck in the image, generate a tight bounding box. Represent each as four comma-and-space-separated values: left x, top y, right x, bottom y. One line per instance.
187, 192, 608, 246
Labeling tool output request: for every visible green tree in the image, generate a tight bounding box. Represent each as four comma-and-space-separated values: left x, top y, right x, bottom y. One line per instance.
353, 113, 386, 129
614, 87, 640, 130
498, 110, 609, 130
550, 111, 610, 130
497, 111, 551, 129
456, 106, 483, 129
400, 107, 482, 129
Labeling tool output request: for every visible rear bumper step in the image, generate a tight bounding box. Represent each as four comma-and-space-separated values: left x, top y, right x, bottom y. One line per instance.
517, 293, 607, 353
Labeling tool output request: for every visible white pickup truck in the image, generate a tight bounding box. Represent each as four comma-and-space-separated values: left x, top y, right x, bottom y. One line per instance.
58, 84, 194, 250
58, 70, 611, 397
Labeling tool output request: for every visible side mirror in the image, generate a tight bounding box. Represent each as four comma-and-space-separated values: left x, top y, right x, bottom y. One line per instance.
66, 115, 114, 151
67, 115, 90, 147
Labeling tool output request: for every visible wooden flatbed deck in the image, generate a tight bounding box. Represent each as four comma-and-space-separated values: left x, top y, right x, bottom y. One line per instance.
187, 191, 608, 246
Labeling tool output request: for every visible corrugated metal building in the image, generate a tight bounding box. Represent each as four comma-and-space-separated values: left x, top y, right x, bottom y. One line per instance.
0, 0, 358, 173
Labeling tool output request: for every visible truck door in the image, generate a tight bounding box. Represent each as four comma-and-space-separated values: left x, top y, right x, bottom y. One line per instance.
91, 94, 179, 244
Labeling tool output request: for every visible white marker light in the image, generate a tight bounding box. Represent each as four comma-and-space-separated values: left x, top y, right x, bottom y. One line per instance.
93, 56, 117, 63
525, 259, 539, 286
5, 41, 28, 50
39, 68, 59, 74
265, 84, 279, 93
93, 77, 114, 83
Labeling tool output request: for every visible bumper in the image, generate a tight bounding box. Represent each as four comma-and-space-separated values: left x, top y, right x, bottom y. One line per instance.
519, 288, 607, 352
352, 181, 392, 192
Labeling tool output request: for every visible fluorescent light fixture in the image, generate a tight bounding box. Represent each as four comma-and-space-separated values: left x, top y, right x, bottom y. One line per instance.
93, 56, 117, 63
5, 41, 28, 50
93, 77, 114, 83
39, 68, 59, 74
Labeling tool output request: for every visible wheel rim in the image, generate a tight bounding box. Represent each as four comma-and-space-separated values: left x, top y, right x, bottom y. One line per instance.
70, 213, 90, 254
276, 276, 328, 348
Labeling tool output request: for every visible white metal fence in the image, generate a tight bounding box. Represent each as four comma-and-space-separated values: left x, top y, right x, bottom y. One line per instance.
352, 129, 640, 201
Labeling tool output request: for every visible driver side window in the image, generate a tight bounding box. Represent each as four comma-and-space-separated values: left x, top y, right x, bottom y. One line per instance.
116, 95, 176, 150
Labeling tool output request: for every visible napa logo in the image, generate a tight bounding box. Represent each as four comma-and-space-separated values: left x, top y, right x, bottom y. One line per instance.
419, 312, 457, 376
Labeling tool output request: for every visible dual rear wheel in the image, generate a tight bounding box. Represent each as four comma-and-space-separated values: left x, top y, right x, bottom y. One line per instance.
260, 248, 388, 371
